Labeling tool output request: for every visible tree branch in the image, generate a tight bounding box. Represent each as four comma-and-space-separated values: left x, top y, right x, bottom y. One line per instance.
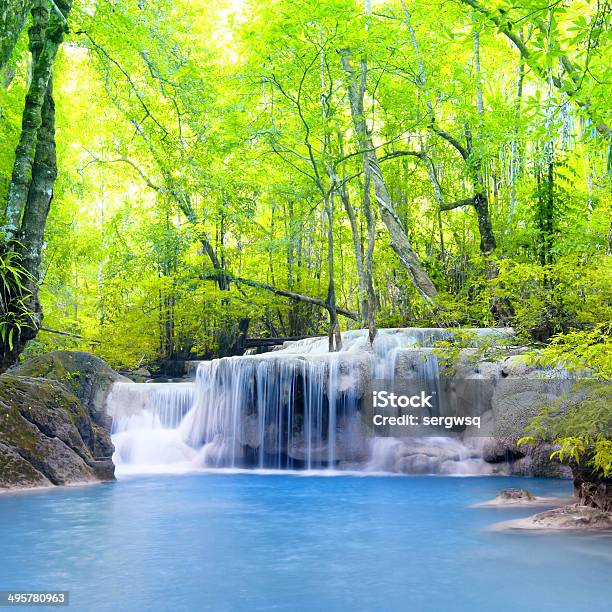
211, 273, 359, 320
457, 0, 610, 136
440, 196, 476, 211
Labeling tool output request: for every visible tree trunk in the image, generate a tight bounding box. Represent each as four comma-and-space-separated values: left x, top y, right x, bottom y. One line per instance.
0, 0, 72, 370
405, 11, 498, 266
325, 193, 342, 351
227, 275, 358, 321
362, 162, 377, 343
20, 80, 56, 275
369, 158, 437, 301
319, 49, 342, 351
338, 135, 368, 324
473, 191, 496, 256
3, 0, 71, 239
404, 13, 509, 318
200, 235, 228, 290
341, 53, 438, 303
470, 25, 497, 261
0, 0, 31, 72
509, 40, 525, 214
0, 78, 56, 370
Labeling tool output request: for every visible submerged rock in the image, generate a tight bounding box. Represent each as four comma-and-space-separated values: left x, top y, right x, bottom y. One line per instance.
474, 488, 573, 508
367, 437, 495, 475
498, 488, 535, 501
495, 504, 612, 531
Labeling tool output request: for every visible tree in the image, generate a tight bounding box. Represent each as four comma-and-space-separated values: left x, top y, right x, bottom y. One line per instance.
458, 0, 611, 137
0, 0, 72, 370
1, 0, 607, 367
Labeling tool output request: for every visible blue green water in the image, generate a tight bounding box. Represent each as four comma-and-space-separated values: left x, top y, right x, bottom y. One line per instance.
1, 474, 610, 612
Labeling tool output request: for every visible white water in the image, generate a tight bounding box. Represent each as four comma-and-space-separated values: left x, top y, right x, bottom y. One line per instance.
108, 328, 514, 475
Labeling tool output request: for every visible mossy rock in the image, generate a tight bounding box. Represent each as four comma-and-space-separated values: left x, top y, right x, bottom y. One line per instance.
0, 442, 50, 488
11, 351, 128, 430
0, 375, 114, 489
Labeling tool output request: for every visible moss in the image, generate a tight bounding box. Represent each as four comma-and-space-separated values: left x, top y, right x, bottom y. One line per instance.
0, 374, 114, 488
12, 351, 124, 429
0, 443, 49, 488
14, 352, 77, 385
0, 352, 120, 490
0, 379, 41, 453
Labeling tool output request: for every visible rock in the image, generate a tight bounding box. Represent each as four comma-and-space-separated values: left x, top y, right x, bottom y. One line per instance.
497, 487, 535, 501
397, 453, 434, 474
481, 437, 523, 463
12, 350, 129, 431
512, 443, 573, 478
475, 490, 572, 508
0, 375, 115, 489
485, 440, 572, 478
482, 362, 574, 477
119, 367, 152, 383
0, 441, 51, 488
492, 379, 570, 443
240, 414, 263, 448
389, 346, 575, 478
571, 463, 612, 512
494, 504, 612, 531
372, 437, 491, 475
499, 355, 533, 378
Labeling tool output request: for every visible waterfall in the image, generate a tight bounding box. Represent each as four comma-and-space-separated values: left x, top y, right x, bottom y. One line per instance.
109, 383, 196, 468
107, 328, 515, 474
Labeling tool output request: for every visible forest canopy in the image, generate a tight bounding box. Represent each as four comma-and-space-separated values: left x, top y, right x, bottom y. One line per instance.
0, 0, 610, 369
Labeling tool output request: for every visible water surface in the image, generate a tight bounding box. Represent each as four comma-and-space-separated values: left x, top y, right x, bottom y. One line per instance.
1, 475, 610, 611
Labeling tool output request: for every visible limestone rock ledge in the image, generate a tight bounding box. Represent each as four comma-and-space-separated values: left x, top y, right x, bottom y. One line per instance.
493, 504, 612, 531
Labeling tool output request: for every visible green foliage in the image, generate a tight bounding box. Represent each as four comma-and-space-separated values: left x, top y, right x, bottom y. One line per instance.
428, 327, 516, 374
0, 0, 610, 369
527, 323, 612, 381
520, 322, 612, 479
492, 252, 612, 341
519, 380, 612, 478
0, 247, 36, 351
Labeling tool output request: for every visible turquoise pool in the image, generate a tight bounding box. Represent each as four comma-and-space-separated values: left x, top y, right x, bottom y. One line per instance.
0, 474, 610, 611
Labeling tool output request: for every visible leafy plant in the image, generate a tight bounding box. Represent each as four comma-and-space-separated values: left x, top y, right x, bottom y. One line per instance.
0, 247, 37, 352
519, 380, 612, 478
525, 322, 612, 381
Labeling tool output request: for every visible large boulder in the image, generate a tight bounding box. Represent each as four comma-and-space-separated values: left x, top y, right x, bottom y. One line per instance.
0, 376, 114, 490
11, 350, 129, 431
480, 356, 573, 477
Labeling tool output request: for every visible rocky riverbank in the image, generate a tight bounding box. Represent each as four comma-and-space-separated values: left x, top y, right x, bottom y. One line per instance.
0, 351, 126, 491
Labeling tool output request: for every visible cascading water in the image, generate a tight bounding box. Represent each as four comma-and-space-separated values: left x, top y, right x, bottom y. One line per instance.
107, 328, 515, 474
110, 382, 196, 467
